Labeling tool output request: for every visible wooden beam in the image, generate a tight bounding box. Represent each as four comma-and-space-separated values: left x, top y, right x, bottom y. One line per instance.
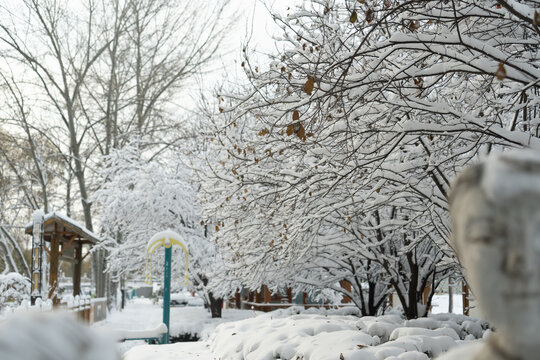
59, 256, 78, 264
60, 235, 78, 256
81, 250, 91, 262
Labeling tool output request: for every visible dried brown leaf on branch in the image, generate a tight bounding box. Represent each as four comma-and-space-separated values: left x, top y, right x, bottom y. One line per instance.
304, 76, 315, 95
366, 8, 374, 23
350, 10, 358, 23
285, 122, 307, 141
408, 20, 419, 32
495, 62, 507, 80
286, 124, 295, 136
297, 123, 306, 141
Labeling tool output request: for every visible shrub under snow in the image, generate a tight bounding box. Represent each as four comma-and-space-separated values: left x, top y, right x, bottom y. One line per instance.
209, 307, 488, 360
0, 272, 30, 310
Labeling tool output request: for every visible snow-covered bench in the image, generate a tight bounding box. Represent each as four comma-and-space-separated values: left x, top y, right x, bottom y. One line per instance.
115, 323, 168, 344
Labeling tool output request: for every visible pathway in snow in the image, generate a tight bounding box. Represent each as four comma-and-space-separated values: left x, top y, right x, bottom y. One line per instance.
93, 298, 258, 355
123, 342, 215, 360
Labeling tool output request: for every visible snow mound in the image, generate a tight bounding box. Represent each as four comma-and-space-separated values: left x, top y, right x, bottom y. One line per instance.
209, 308, 486, 360
389, 327, 460, 341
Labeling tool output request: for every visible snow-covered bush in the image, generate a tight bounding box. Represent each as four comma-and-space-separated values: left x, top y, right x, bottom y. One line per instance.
0, 272, 30, 310
209, 307, 488, 360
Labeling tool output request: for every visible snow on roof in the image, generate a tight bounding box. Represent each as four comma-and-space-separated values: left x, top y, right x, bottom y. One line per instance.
24, 212, 101, 244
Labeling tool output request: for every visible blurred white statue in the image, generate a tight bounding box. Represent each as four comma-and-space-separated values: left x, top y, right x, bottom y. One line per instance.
440, 150, 540, 359
0, 312, 119, 360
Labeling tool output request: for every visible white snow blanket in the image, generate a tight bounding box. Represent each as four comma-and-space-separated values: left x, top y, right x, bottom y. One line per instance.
208, 307, 487, 360
115, 298, 487, 360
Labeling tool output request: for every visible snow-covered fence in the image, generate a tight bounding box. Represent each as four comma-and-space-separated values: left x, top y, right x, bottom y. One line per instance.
91, 297, 107, 323
60, 295, 108, 323
5, 296, 108, 324
17, 298, 54, 313
61, 295, 92, 322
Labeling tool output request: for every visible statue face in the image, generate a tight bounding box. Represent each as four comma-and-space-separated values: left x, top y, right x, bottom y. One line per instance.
452, 186, 540, 342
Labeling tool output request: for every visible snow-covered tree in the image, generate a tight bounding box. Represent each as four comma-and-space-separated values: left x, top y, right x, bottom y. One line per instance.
200, 0, 539, 318
94, 144, 225, 317
0, 0, 233, 299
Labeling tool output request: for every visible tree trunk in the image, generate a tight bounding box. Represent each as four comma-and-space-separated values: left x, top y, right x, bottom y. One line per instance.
208, 291, 223, 318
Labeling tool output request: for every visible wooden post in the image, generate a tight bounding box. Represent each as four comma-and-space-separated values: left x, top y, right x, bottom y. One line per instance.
340, 280, 352, 303
263, 285, 271, 303
235, 289, 241, 309
462, 281, 470, 316
255, 287, 263, 303
287, 287, 292, 304
49, 229, 60, 305
263, 285, 271, 312
73, 243, 82, 296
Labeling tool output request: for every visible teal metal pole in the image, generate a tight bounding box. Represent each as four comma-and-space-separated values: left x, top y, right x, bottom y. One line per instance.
162, 246, 172, 344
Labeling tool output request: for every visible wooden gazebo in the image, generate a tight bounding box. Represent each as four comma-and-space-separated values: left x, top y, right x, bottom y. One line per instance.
25, 212, 99, 305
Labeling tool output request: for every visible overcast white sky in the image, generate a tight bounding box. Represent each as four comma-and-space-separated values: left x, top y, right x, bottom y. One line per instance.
181, 0, 297, 112
228, 0, 292, 53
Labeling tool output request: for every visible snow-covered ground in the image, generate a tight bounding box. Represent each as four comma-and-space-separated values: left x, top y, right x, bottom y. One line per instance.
208, 307, 486, 360
124, 342, 213, 360
93, 297, 259, 354
430, 294, 463, 315
112, 295, 486, 360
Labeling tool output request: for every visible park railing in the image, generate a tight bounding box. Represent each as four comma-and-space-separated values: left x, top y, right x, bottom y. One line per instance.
61, 295, 91, 321
10, 295, 108, 324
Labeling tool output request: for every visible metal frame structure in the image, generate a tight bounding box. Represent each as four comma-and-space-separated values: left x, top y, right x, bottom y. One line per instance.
145, 230, 189, 344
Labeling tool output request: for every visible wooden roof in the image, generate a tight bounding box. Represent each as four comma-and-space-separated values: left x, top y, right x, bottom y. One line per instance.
25, 212, 100, 246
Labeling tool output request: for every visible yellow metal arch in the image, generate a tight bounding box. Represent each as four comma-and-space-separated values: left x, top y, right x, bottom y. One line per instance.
145, 232, 189, 285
